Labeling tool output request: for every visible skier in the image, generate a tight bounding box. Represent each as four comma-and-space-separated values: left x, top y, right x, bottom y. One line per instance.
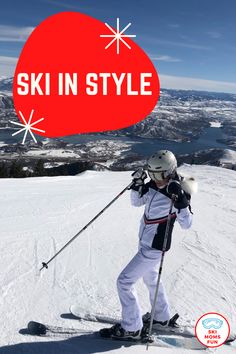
101, 150, 197, 340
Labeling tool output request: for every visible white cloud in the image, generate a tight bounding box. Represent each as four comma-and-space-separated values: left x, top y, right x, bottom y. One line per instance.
207, 31, 222, 39
43, 0, 99, 11
0, 56, 17, 77
43, 0, 83, 10
159, 74, 236, 94
0, 56, 17, 64
144, 37, 210, 50
0, 25, 34, 42
1, 55, 236, 94
150, 55, 182, 62
168, 24, 180, 29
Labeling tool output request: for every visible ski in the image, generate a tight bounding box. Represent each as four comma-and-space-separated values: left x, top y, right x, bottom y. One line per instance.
24, 321, 90, 337
69, 305, 119, 324
102, 333, 207, 350
69, 306, 236, 344
23, 320, 206, 350
23, 320, 235, 350
69, 305, 195, 339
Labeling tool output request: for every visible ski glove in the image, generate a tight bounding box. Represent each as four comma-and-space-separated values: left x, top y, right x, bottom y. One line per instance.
167, 180, 189, 210
130, 168, 147, 192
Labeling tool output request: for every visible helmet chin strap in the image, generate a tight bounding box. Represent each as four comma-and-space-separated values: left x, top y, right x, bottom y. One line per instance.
157, 184, 167, 189
154, 177, 170, 187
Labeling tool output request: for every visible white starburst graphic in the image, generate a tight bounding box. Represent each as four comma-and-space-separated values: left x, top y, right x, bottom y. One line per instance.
100, 18, 136, 54
11, 109, 45, 145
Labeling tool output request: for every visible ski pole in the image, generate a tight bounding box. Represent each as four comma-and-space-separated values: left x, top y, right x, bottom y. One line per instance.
40, 180, 134, 271
146, 195, 176, 350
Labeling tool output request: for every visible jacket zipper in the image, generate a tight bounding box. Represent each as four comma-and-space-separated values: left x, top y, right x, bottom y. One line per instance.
140, 191, 158, 241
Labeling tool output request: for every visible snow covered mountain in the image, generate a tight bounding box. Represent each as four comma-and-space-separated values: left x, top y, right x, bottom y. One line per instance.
114, 89, 236, 146
0, 77, 13, 93
0, 93, 14, 109
0, 77, 235, 146
0, 165, 235, 353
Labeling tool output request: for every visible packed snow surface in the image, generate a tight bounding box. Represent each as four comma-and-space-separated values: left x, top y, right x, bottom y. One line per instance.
0, 165, 235, 353
220, 149, 236, 164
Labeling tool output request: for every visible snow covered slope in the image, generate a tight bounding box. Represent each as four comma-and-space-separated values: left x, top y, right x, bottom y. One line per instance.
0, 165, 235, 353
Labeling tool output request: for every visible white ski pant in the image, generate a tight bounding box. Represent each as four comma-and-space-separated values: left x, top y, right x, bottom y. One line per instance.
117, 246, 170, 331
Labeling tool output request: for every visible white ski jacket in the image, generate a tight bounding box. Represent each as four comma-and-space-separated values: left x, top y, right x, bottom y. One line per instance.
131, 177, 195, 251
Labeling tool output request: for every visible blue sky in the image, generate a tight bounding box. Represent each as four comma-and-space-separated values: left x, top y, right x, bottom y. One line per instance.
1, 0, 236, 93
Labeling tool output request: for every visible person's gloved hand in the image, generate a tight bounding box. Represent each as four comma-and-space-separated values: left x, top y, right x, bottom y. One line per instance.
167, 180, 189, 209
130, 168, 147, 191
167, 180, 182, 197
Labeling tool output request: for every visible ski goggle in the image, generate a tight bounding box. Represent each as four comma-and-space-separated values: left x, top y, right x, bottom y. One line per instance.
202, 318, 223, 330
148, 170, 168, 182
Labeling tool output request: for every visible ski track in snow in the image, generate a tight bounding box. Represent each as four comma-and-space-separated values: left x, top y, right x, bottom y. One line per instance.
0, 167, 236, 353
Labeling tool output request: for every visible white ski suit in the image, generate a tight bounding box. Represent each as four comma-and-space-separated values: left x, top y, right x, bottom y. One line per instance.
117, 179, 192, 332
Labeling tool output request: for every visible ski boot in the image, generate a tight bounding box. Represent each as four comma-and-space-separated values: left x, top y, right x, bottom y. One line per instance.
100, 323, 142, 341
142, 312, 180, 332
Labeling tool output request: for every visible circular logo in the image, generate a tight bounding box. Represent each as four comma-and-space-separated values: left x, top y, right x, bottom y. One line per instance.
195, 312, 230, 348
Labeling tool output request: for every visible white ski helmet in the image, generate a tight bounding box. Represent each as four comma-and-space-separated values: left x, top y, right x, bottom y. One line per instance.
147, 150, 177, 181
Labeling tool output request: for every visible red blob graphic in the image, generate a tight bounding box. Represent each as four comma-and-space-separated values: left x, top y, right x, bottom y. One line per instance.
13, 12, 160, 138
